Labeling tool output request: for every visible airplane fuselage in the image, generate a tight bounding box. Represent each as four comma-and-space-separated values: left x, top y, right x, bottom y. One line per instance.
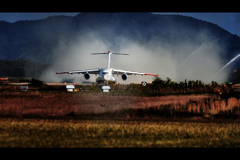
97, 68, 116, 82
56, 51, 158, 83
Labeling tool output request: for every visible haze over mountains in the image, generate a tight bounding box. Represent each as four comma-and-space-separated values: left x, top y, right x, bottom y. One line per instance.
0, 12, 240, 83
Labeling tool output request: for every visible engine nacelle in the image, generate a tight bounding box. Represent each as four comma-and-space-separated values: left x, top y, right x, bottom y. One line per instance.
121, 73, 128, 81
84, 73, 90, 80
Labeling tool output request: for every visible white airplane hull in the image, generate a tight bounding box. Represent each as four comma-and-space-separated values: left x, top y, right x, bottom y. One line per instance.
56, 51, 158, 83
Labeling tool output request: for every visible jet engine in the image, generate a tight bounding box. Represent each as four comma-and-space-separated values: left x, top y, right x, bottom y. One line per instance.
84, 73, 90, 80
121, 73, 128, 81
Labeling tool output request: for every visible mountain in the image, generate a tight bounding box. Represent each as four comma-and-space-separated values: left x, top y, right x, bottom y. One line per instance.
0, 13, 239, 62
0, 12, 240, 82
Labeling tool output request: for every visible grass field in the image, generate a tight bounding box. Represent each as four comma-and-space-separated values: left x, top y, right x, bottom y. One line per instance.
0, 92, 210, 115
0, 91, 240, 147
0, 92, 240, 119
0, 118, 239, 147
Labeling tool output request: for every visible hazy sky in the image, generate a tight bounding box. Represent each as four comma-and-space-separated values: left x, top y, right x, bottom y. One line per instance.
155, 12, 240, 36
0, 12, 239, 36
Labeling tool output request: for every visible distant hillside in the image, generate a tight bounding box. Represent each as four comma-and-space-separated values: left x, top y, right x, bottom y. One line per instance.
0, 58, 48, 78
0, 12, 240, 82
0, 13, 239, 62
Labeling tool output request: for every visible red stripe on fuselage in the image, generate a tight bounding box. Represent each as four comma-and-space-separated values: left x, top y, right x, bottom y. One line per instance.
144, 73, 158, 76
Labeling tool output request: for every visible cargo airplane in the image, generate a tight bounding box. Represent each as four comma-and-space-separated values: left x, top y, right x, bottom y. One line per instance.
56, 51, 158, 83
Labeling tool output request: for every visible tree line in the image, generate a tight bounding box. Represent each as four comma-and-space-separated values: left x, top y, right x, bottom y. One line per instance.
0, 58, 49, 78
140, 77, 234, 96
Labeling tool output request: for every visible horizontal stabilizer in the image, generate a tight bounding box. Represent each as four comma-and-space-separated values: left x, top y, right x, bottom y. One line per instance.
91, 53, 108, 55
112, 53, 129, 55
91, 53, 129, 55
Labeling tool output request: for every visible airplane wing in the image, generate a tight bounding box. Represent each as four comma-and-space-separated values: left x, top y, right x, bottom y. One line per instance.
56, 68, 100, 75
112, 69, 158, 76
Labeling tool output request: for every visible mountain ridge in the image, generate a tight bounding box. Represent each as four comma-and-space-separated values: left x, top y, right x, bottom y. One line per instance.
0, 13, 240, 60
0, 12, 240, 67
1, 13, 240, 83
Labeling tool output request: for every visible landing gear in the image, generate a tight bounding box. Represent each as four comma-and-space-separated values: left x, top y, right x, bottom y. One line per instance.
141, 81, 147, 86
97, 80, 116, 85
97, 80, 104, 84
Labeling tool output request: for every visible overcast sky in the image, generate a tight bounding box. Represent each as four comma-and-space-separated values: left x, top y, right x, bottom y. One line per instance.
0, 12, 239, 36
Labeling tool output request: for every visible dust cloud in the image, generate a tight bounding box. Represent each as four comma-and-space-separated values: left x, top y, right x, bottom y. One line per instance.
40, 27, 229, 84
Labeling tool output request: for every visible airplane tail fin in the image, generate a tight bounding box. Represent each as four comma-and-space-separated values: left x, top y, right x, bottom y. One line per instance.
91, 51, 129, 68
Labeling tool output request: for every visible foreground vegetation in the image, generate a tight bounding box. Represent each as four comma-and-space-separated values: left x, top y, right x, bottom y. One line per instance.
0, 79, 240, 148
0, 118, 239, 147
0, 92, 240, 120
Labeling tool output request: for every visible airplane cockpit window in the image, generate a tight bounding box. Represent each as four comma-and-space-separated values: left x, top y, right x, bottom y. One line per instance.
103, 72, 109, 75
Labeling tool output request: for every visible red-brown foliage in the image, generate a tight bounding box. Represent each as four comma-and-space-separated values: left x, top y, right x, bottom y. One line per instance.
0, 92, 239, 118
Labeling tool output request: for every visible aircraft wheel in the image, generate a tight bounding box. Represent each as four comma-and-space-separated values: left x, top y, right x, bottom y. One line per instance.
141, 81, 147, 86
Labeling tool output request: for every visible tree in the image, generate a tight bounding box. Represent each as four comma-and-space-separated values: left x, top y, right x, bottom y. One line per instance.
31, 78, 44, 87
225, 82, 234, 90
152, 77, 164, 92
212, 81, 218, 87
188, 80, 193, 89
179, 81, 185, 92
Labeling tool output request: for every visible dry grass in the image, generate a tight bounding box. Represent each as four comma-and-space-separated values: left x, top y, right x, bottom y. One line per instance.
0, 92, 240, 147
0, 92, 239, 119
0, 92, 209, 116
0, 118, 239, 147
